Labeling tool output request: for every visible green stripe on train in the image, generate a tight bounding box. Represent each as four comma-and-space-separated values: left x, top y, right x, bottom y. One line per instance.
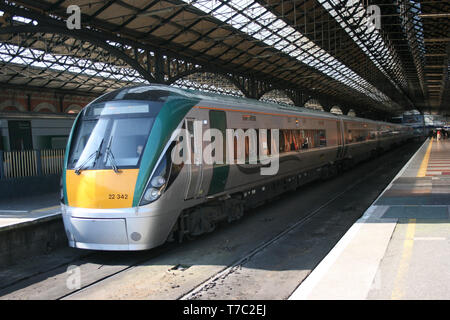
62, 112, 82, 205
207, 110, 229, 195
132, 96, 199, 207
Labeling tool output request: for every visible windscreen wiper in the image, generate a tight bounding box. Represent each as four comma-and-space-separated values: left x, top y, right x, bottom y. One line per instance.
74, 138, 104, 175
105, 136, 120, 174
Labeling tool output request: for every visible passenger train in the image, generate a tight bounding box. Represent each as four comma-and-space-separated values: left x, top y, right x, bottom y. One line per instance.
60, 85, 414, 250
0, 111, 75, 151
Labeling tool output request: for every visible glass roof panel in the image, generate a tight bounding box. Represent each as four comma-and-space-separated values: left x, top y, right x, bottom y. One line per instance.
0, 1, 409, 109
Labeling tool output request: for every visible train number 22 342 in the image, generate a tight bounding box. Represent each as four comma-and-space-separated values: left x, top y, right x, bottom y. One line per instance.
108, 193, 128, 200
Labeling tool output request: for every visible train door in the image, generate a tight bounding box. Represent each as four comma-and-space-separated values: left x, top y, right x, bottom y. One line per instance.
207, 110, 229, 196
184, 118, 203, 200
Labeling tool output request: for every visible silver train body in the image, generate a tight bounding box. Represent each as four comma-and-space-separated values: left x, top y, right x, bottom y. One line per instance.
61, 85, 414, 250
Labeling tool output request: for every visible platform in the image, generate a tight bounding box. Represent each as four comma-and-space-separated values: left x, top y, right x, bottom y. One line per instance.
0, 192, 60, 230
0, 192, 64, 268
289, 137, 450, 300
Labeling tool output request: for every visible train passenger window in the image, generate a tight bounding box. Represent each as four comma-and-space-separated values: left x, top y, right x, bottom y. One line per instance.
288, 130, 301, 151
232, 129, 258, 164
348, 128, 380, 142
347, 129, 372, 143
302, 138, 309, 149
319, 130, 326, 146
301, 129, 326, 149
347, 130, 353, 143
355, 130, 365, 142
293, 130, 302, 150
279, 129, 303, 152
279, 130, 286, 153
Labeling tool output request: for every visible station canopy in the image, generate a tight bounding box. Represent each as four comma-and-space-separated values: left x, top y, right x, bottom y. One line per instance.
0, 0, 448, 118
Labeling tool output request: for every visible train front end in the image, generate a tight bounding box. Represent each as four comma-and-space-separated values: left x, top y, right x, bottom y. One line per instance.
60, 86, 195, 250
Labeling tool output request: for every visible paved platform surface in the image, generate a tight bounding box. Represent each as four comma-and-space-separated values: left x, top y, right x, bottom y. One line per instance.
0, 192, 60, 229
289, 137, 450, 300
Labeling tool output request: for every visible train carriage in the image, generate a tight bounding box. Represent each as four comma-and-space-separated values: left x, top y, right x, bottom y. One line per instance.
60, 85, 413, 250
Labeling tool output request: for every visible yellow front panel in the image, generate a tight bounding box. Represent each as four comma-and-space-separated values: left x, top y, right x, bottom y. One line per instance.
66, 169, 139, 209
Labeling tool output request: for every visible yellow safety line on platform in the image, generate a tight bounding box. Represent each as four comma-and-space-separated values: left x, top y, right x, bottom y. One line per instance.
391, 218, 416, 300
417, 138, 433, 177
32, 205, 60, 213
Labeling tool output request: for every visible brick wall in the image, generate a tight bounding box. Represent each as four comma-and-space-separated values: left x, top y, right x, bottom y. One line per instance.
0, 87, 97, 113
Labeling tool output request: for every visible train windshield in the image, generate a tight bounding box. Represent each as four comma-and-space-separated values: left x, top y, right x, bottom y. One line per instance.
68, 100, 161, 170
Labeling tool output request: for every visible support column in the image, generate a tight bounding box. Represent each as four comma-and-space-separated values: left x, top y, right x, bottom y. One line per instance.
154, 50, 164, 84
59, 95, 64, 113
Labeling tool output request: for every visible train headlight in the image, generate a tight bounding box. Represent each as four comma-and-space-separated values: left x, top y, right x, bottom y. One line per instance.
139, 154, 171, 206
143, 187, 161, 202
151, 176, 166, 188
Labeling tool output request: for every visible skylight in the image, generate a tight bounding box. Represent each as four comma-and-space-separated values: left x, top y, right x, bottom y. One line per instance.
318, 0, 407, 92
182, 0, 396, 107
0, 42, 148, 84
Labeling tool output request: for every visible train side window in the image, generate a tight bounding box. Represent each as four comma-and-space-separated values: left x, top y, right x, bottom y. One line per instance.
301, 129, 326, 149
231, 129, 259, 163
356, 130, 364, 142
279, 129, 301, 153
292, 130, 301, 151
289, 130, 300, 151
347, 129, 353, 143
279, 130, 286, 153
301, 130, 308, 149
319, 130, 327, 146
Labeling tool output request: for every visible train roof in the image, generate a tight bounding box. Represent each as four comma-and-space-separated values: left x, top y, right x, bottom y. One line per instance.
94, 84, 401, 126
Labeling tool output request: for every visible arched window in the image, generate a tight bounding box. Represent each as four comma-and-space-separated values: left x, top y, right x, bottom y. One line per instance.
260, 90, 295, 105
65, 104, 82, 114
0, 100, 26, 112
34, 102, 57, 113
330, 106, 343, 115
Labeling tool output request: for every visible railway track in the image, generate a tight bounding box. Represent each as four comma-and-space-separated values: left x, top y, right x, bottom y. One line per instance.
179, 142, 420, 300
179, 174, 368, 300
